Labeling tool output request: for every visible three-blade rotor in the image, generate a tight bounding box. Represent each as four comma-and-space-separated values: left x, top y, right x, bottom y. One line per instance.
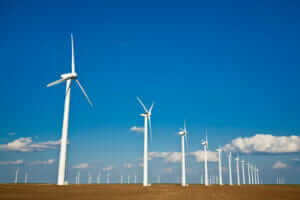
137, 97, 154, 141
46, 33, 93, 107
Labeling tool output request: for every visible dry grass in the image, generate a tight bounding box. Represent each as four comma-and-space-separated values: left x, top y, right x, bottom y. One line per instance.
0, 184, 300, 200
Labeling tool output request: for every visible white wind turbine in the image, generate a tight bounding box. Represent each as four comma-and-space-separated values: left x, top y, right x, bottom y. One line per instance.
136, 97, 154, 187
47, 33, 93, 186
247, 162, 251, 184
14, 168, 19, 184
201, 131, 208, 186
254, 165, 257, 184
250, 164, 254, 184
228, 152, 232, 185
256, 168, 260, 184
216, 148, 223, 185
24, 172, 28, 184
235, 156, 240, 186
178, 121, 188, 187
241, 160, 245, 184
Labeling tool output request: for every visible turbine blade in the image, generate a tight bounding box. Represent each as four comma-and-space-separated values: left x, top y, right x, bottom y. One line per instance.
71, 33, 75, 73
148, 116, 152, 143
184, 120, 186, 132
149, 102, 154, 113
136, 97, 148, 113
46, 78, 66, 87
75, 80, 93, 107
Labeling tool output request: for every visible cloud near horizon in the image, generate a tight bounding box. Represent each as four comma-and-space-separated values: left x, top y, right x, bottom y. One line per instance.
222, 134, 300, 154
73, 163, 88, 169
29, 159, 55, 165
0, 137, 60, 152
149, 152, 181, 163
130, 126, 144, 133
190, 150, 218, 162
0, 160, 23, 165
103, 165, 113, 171
272, 161, 288, 169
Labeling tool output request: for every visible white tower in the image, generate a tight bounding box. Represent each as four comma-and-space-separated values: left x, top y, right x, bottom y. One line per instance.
257, 168, 260, 184
47, 33, 93, 186
216, 149, 223, 185
254, 166, 257, 184
202, 132, 208, 186
247, 162, 251, 184
137, 97, 154, 187
250, 164, 254, 184
178, 121, 188, 187
235, 157, 240, 186
121, 175, 123, 184
228, 152, 232, 185
24, 172, 28, 184
97, 172, 101, 184
241, 160, 245, 184
15, 168, 19, 184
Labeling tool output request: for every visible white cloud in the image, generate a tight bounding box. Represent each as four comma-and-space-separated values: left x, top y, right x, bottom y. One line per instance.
130, 126, 144, 133
272, 161, 288, 169
0, 160, 23, 165
149, 152, 181, 163
124, 163, 133, 168
103, 165, 112, 171
29, 159, 55, 165
0, 137, 60, 152
190, 150, 218, 162
8, 132, 16, 136
222, 134, 300, 154
138, 163, 143, 167
73, 163, 88, 169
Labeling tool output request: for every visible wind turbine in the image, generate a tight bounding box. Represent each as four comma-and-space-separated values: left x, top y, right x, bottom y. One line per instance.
136, 97, 154, 187
250, 164, 254, 184
235, 156, 240, 186
97, 172, 101, 184
241, 160, 245, 184
216, 148, 223, 185
24, 172, 28, 184
88, 173, 92, 184
256, 168, 260, 184
178, 121, 188, 187
47, 33, 93, 186
247, 162, 251, 184
228, 152, 232, 185
121, 175, 123, 184
14, 168, 19, 184
201, 130, 208, 186
254, 165, 257, 184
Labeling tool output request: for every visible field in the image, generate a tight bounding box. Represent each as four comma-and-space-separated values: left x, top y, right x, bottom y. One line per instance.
0, 184, 300, 200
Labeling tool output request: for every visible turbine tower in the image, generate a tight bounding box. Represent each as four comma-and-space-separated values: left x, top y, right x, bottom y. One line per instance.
137, 97, 154, 187
247, 162, 251, 184
254, 166, 257, 184
47, 33, 93, 186
228, 152, 232, 185
250, 164, 254, 184
15, 168, 19, 184
257, 168, 260, 184
97, 172, 101, 184
178, 121, 188, 187
241, 160, 245, 184
24, 172, 28, 184
216, 149, 223, 185
235, 156, 240, 186
201, 131, 208, 186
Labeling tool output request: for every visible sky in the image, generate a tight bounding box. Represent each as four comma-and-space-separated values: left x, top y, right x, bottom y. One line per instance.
0, 0, 300, 184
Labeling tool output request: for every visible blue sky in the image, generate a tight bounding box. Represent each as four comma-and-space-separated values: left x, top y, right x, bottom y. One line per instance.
0, 0, 300, 184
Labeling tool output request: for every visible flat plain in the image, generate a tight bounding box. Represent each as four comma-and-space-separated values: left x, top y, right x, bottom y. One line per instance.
0, 184, 300, 200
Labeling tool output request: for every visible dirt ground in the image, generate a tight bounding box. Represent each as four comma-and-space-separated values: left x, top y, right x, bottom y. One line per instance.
0, 184, 299, 200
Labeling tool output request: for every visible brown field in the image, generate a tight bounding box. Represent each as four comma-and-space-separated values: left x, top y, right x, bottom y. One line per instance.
0, 184, 300, 200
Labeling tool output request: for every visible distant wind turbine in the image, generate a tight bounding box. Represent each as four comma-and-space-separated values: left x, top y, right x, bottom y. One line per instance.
228, 152, 232, 185
136, 97, 154, 187
24, 172, 28, 184
178, 121, 188, 187
15, 168, 19, 184
201, 130, 208, 186
241, 160, 245, 184
97, 172, 101, 184
247, 162, 251, 184
250, 164, 254, 184
47, 33, 93, 186
216, 148, 223, 185
235, 156, 240, 186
